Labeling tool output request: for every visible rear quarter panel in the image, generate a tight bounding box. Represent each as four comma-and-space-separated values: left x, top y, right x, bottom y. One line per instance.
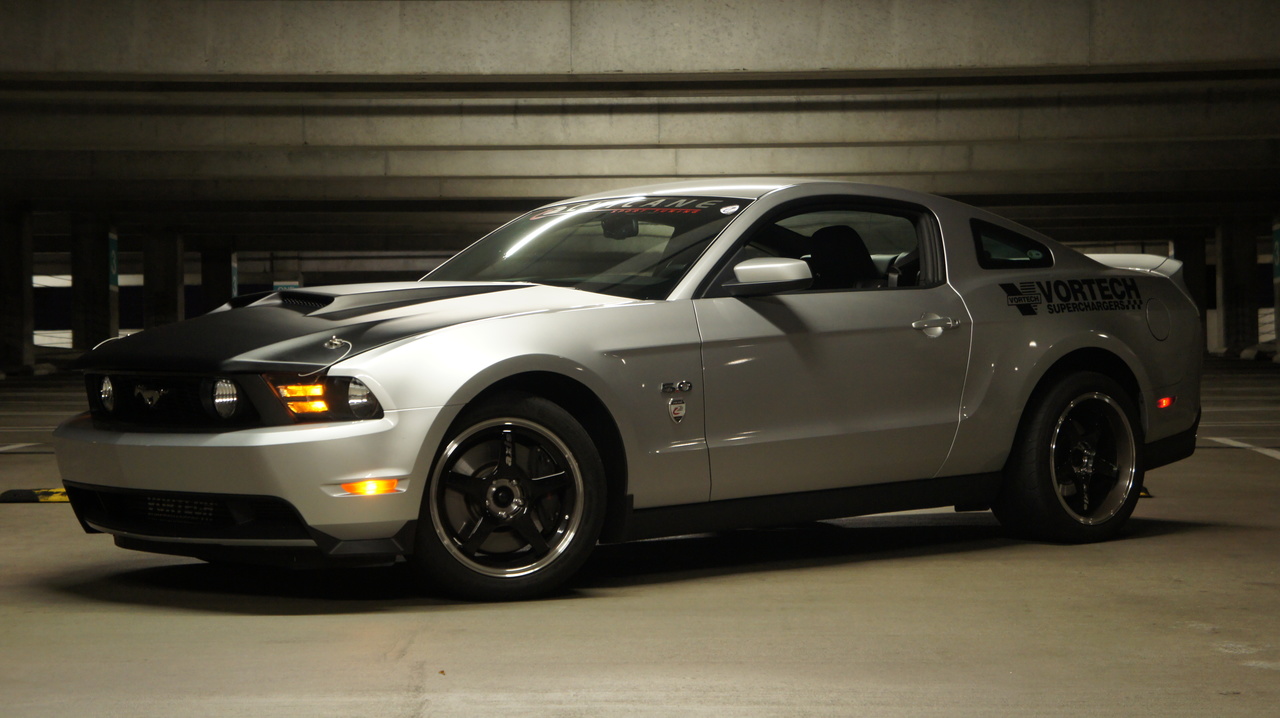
933, 207, 1202, 477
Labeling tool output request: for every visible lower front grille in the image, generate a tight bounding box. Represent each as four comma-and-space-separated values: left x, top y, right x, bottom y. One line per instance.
138, 494, 227, 525
64, 482, 312, 541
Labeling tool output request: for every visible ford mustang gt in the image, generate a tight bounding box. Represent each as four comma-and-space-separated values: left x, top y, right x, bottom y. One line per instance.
54, 179, 1202, 600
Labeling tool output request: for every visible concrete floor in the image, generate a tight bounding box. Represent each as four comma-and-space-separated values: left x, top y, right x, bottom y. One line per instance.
2, 360, 1278, 717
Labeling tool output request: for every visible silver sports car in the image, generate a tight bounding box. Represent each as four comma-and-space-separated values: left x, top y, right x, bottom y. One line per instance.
54, 179, 1202, 600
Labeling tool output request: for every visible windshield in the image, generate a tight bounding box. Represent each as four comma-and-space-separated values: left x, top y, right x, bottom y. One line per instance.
425, 196, 749, 300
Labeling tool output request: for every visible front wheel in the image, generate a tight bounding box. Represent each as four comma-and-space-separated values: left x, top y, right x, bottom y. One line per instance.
411, 392, 606, 600
994, 372, 1144, 543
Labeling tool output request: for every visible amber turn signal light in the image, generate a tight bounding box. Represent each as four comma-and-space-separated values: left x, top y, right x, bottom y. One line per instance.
340, 479, 399, 496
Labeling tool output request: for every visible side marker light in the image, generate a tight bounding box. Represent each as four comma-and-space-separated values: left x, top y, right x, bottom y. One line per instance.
1156, 396, 1176, 409
341, 479, 399, 496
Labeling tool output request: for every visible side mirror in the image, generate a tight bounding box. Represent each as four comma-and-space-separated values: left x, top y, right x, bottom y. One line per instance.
722, 257, 813, 297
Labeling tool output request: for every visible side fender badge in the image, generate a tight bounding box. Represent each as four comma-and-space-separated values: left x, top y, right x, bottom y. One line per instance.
668, 398, 686, 424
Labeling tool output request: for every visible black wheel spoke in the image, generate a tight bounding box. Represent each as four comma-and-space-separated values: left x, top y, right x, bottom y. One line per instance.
1095, 457, 1121, 479
1054, 456, 1077, 485
511, 514, 551, 556
442, 470, 489, 501
458, 516, 498, 557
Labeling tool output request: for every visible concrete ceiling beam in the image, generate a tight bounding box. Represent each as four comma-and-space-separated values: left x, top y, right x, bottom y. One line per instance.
4, 140, 1277, 183
3, 88, 1277, 150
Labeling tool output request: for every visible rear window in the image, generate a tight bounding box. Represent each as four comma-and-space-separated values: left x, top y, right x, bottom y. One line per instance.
972, 220, 1053, 269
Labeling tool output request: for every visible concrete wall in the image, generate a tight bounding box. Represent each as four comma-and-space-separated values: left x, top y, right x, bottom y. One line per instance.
3, 0, 1278, 76
3, 0, 1278, 204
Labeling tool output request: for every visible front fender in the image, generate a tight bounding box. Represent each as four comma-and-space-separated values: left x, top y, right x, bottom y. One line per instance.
330, 301, 710, 509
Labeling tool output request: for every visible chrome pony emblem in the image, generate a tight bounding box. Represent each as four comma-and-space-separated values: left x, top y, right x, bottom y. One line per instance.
134, 385, 169, 408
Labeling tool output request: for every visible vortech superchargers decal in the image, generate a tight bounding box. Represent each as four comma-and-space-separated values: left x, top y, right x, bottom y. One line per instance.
1001, 277, 1144, 316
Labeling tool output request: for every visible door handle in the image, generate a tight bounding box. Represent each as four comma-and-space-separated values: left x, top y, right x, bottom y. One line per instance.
911, 315, 960, 330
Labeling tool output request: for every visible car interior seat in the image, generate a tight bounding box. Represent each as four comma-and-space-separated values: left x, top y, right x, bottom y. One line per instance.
807, 225, 881, 290
887, 248, 920, 287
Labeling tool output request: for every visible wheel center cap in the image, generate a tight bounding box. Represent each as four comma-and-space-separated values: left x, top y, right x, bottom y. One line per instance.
486, 478, 525, 520
1073, 443, 1097, 477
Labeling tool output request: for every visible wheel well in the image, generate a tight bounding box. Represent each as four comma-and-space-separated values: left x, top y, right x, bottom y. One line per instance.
472, 372, 630, 543
1029, 348, 1145, 432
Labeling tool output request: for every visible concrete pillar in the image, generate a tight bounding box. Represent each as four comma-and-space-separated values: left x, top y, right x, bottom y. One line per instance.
144, 231, 185, 329
1172, 237, 1208, 318
271, 252, 303, 290
70, 214, 119, 352
1273, 217, 1280, 363
1215, 220, 1259, 357
200, 243, 238, 313
0, 204, 35, 369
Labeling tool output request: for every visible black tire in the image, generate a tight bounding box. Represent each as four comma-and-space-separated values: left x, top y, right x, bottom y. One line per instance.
993, 371, 1144, 543
411, 392, 606, 601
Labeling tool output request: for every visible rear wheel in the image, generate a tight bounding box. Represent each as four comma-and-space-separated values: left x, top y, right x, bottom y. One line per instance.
411, 392, 606, 600
994, 372, 1144, 543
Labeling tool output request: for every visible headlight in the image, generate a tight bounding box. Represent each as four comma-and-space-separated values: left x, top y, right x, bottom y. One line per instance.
212, 378, 240, 419
99, 376, 115, 412
346, 378, 379, 419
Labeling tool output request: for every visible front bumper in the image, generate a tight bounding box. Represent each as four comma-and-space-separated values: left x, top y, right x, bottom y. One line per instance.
53, 406, 446, 559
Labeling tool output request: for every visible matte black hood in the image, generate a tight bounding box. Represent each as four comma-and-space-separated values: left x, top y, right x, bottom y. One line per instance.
76, 283, 526, 374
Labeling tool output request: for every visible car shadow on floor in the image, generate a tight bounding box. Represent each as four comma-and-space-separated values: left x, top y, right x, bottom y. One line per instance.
44, 513, 1212, 615
580, 513, 1211, 587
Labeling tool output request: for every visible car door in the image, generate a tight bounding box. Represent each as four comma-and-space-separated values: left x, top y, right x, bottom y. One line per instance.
693, 199, 972, 501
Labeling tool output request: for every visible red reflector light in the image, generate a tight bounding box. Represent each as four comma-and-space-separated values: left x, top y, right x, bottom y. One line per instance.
340, 479, 399, 496
1156, 396, 1176, 409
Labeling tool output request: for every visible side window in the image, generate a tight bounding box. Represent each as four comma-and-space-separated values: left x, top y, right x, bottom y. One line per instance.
711, 204, 932, 294
972, 219, 1054, 269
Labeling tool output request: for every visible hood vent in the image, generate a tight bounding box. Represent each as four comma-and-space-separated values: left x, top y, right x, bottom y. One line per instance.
278, 292, 334, 313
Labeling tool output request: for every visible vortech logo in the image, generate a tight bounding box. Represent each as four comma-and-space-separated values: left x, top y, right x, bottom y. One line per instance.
1001, 278, 1143, 317
1001, 282, 1043, 316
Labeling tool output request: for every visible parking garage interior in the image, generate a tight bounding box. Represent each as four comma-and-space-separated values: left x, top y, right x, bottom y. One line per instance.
2, 1, 1279, 716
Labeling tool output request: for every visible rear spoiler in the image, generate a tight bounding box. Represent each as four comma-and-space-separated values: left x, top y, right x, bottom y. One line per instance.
1085, 253, 1191, 295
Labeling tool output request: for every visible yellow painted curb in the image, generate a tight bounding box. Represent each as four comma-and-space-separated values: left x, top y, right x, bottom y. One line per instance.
0, 488, 69, 503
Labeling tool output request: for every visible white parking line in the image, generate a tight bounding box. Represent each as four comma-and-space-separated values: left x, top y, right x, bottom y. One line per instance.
0, 443, 39, 452
1207, 437, 1280, 462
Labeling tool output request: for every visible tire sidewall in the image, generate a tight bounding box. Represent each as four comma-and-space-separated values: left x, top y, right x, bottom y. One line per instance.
412, 392, 607, 601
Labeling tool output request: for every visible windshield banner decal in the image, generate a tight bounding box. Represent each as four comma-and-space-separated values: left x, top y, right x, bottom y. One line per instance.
529, 196, 739, 221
